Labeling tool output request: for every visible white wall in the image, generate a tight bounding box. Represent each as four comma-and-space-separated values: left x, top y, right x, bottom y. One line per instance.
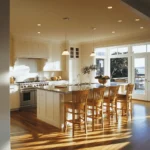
80, 43, 96, 83
0, 0, 10, 149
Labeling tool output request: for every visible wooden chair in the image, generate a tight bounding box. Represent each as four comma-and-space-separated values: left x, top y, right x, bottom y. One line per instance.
117, 84, 134, 119
103, 86, 120, 124
64, 90, 89, 137
87, 87, 106, 131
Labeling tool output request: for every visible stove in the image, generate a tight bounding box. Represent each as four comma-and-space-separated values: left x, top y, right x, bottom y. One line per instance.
19, 81, 49, 108
19, 81, 49, 90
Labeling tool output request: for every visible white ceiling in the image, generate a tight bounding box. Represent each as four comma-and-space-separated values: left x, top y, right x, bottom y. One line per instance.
10, 0, 150, 43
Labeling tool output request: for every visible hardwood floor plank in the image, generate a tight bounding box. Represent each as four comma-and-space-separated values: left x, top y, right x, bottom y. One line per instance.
11, 101, 150, 150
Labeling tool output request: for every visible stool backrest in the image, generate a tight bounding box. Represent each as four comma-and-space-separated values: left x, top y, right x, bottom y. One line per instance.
72, 90, 89, 104
126, 84, 134, 101
108, 86, 120, 102
93, 87, 106, 105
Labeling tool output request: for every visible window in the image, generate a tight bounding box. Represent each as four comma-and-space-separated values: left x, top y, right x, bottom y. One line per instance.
147, 44, 150, 52
132, 45, 146, 53
96, 58, 104, 75
110, 48, 117, 55
110, 47, 128, 55
95, 48, 106, 56
70, 47, 74, 58
110, 57, 128, 78
118, 47, 128, 55
76, 48, 79, 58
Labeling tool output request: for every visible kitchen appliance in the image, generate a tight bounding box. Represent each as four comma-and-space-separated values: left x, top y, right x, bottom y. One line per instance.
19, 81, 49, 108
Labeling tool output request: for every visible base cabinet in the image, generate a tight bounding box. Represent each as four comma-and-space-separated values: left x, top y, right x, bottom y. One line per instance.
10, 85, 20, 110
37, 89, 60, 128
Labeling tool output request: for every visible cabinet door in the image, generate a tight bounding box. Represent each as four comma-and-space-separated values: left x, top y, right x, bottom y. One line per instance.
53, 93, 60, 124
52, 44, 61, 70
37, 90, 40, 115
38, 43, 49, 58
37, 90, 46, 118
10, 90, 20, 110
45, 92, 54, 119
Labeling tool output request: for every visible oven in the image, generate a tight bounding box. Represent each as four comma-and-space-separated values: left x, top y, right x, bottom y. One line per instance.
20, 88, 37, 107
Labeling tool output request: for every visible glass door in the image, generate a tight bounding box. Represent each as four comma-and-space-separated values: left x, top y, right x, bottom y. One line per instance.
147, 54, 150, 101
132, 54, 148, 100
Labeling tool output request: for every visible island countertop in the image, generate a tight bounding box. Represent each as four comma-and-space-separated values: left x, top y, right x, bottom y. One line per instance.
36, 82, 127, 94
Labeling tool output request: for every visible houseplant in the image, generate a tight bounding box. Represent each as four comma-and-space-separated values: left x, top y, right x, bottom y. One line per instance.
95, 75, 110, 85
81, 65, 97, 84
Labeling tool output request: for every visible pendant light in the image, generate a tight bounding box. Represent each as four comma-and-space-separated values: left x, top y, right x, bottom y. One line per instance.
90, 27, 96, 57
62, 17, 70, 55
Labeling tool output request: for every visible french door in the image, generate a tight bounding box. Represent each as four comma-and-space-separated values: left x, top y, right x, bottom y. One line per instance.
132, 54, 150, 101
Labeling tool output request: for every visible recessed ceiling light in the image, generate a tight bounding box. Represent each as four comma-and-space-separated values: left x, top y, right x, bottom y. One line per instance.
118, 20, 122, 23
135, 18, 140, 21
107, 6, 112, 9
37, 32, 41, 34
140, 26, 144, 29
112, 31, 115, 34
37, 24, 41, 26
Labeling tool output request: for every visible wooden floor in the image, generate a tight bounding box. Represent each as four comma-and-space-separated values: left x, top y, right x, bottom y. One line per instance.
11, 101, 150, 150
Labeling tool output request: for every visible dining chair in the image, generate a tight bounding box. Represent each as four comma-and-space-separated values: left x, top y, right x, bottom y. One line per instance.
87, 87, 106, 131
64, 89, 89, 137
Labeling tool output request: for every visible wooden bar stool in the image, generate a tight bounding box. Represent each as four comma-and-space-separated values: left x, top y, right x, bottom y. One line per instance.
117, 84, 134, 119
87, 87, 106, 131
104, 86, 120, 124
64, 90, 89, 137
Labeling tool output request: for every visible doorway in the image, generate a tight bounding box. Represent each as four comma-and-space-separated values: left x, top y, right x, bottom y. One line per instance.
132, 54, 150, 101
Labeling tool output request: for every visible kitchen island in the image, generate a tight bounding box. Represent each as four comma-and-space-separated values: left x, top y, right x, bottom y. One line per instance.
36, 84, 92, 129
36, 83, 127, 130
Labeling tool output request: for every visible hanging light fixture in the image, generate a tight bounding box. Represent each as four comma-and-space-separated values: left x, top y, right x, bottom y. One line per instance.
90, 27, 96, 57
62, 17, 70, 55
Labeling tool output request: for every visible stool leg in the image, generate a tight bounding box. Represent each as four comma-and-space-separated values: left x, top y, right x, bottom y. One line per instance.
72, 108, 75, 137
84, 105, 87, 134
115, 103, 118, 123
64, 106, 67, 132
92, 105, 94, 131
108, 104, 110, 125
130, 101, 133, 120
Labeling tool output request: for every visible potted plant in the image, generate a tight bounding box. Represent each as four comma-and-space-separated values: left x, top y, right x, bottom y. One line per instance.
95, 75, 110, 85
81, 65, 97, 84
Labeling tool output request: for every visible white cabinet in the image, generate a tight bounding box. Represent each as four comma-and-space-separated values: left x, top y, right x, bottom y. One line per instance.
37, 89, 60, 128
44, 43, 62, 71
10, 85, 20, 110
14, 40, 49, 58
37, 89, 46, 120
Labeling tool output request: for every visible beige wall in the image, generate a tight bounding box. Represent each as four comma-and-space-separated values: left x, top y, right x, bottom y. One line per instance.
0, 0, 10, 149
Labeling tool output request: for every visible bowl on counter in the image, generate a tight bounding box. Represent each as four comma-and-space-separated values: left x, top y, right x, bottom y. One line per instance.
51, 76, 58, 81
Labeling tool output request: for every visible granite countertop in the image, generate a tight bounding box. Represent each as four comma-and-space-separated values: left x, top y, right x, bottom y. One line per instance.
36, 82, 127, 94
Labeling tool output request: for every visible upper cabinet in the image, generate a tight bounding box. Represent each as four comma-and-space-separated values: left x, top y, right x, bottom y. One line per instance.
13, 38, 63, 71
43, 42, 63, 71
14, 39, 49, 59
